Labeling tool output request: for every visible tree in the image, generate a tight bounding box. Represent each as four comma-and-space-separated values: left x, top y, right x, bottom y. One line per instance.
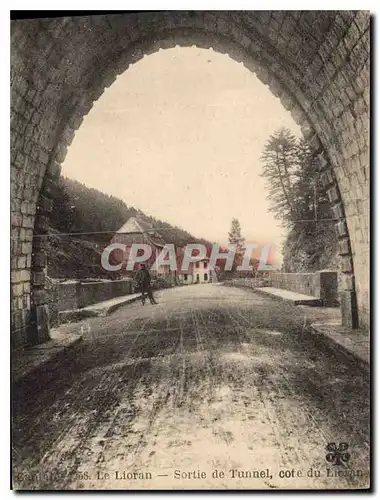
260, 128, 299, 227
260, 128, 338, 272
228, 218, 244, 246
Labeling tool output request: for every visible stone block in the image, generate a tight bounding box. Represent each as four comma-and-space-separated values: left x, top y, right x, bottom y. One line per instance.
23, 293, 31, 309
21, 242, 33, 255
20, 201, 36, 215
301, 123, 313, 139
331, 202, 344, 220
335, 220, 348, 238
338, 238, 351, 256
19, 228, 33, 242
32, 271, 45, 286
32, 251, 46, 269
268, 77, 283, 98
11, 309, 23, 330
14, 151, 28, 169
11, 269, 30, 283
11, 309, 29, 348
11, 212, 23, 227
12, 283, 24, 297
340, 256, 353, 273
70, 113, 84, 130
339, 273, 355, 292
32, 289, 48, 305
255, 67, 270, 85
280, 93, 293, 111
39, 148, 50, 165
16, 295, 23, 310
327, 185, 339, 203
290, 106, 306, 126
22, 215, 35, 229
33, 235, 49, 251
309, 134, 322, 153
344, 21, 361, 52
29, 305, 50, 344
63, 127, 76, 147
340, 290, 359, 328
11, 239, 19, 256
316, 270, 339, 306
320, 169, 334, 188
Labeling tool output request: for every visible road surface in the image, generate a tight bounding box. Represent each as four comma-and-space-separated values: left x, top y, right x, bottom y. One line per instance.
13, 284, 370, 490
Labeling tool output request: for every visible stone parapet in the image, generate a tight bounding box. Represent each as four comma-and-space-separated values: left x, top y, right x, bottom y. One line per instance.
269, 271, 339, 307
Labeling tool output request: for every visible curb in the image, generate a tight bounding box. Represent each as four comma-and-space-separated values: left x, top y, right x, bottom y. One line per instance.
58, 294, 142, 324
223, 283, 322, 306
105, 295, 141, 315
250, 287, 322, 306
310, 323, 369, 372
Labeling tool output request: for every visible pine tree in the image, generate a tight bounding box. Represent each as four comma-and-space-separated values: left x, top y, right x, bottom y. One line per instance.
228, 218, 244, 246
260, 128, 298, 227
260, 128, 338, 271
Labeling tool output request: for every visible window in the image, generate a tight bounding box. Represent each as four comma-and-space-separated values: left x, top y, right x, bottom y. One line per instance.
196, 274, 200, 282
203, 261, 207, 268
196, 262, 200, 268
204, 273, 208, 281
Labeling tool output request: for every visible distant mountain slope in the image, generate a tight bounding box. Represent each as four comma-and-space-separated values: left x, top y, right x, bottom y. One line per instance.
47, 177, 211, 278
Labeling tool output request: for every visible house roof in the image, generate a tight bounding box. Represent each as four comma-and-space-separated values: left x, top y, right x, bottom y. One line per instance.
114, 216, 166, 248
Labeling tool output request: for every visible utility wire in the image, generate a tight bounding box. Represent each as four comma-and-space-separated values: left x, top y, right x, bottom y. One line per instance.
11, 219, 343, 239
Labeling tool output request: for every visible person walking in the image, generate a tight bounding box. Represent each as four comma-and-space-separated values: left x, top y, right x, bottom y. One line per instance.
136, 263, 158, 305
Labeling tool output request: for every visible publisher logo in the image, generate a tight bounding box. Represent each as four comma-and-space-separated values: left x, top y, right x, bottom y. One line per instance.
325, 442, 350, 466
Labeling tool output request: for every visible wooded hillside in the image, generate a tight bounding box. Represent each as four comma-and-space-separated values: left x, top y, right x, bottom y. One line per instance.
47, 177, 209, 278
260, 128, 339, 272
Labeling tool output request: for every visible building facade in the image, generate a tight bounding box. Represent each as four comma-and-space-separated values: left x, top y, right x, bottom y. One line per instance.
110, 216, 171, 279
178, 258, 211, 285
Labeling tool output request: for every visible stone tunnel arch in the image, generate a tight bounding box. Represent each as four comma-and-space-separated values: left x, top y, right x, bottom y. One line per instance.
10, 11, 370, 348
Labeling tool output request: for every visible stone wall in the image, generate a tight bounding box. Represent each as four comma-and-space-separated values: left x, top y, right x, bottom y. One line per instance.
57, 278, 133, 312
10, 12, 370, 348
270, 273, 320, 298
270, 271, 339, 307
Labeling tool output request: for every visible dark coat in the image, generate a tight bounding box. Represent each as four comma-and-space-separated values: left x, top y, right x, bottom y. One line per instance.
136, 268, 151, 285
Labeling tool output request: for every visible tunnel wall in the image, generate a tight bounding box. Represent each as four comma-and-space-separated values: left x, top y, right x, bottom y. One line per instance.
10, 12, 370, 348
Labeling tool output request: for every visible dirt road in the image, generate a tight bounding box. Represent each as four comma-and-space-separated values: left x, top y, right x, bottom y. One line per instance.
12, 284, 370, 490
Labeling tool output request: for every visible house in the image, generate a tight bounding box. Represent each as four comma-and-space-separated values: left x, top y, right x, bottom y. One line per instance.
177, 256, 211, 285
110, 217, 213, 285
110, 216, 172, 279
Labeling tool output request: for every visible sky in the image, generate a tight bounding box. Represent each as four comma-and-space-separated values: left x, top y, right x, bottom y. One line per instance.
62, 46, 301, 263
